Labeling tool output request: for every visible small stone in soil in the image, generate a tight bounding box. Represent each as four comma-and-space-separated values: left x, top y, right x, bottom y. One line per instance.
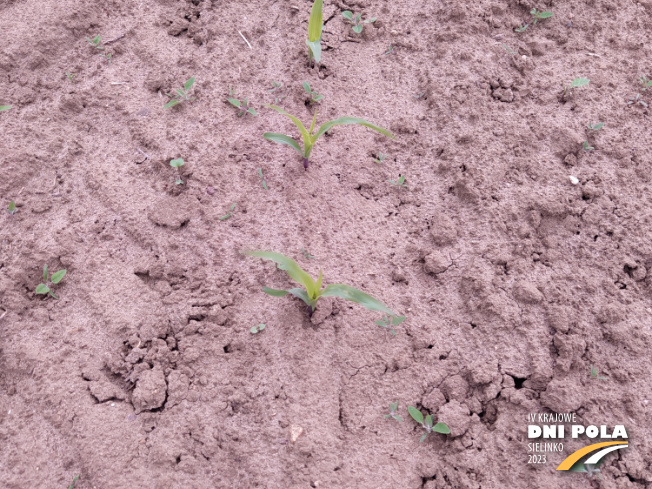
206, 186, 215, 195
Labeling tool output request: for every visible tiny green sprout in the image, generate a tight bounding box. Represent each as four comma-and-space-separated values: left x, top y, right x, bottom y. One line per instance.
639, 76, 652, 91
99, 52, 112, 63
587, 122, 604, 131
269, 81, 286, 103
514, 24, 528, 33
263, 105, 393, 170
375, 314, 406, 336
227, 88, 257, 116
582, 141, 594, 151
302, 82, 323, 103
388, 174, 408, 188
306, 0, 324, 64
530, 8, 553, 24
244, 251, 405, 322
590, 365, 607, 380
408, 406, 450, 443
373, 152, 386, 164
68, 475, 80, 489
384, 44, 394, 55
628, 93, 648, 107
35, 265, 66, 299
164, 77, 196, 109
170, 158, 185, 185
258, 168, 268, 190
503, 44, 518, 55
7, 201, 16, 215
250, 323, 266, 334
86, 35, 104, 50
65, 72, 77, 82
562, 77, 589, 98
301, 248, 315, 259
384, 401, 404, 422
342, 11, 376, 34
0, 105, 12, 111
219, 203, 236, 220
413, 91, 426, 99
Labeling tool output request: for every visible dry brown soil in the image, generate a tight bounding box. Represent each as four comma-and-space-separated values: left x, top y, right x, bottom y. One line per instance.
2, 0, 652, 488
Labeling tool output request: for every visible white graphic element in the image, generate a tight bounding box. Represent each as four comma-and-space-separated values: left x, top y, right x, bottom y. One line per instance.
584, 444, 629, 465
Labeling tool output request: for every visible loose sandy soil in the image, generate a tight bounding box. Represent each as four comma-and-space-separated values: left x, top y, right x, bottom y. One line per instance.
1, 0, 652, 488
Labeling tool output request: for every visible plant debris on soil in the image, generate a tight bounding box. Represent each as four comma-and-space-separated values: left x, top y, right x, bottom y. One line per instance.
1, 1, 652, 488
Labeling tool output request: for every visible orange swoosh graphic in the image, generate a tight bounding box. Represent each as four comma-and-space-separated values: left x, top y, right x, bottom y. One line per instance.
556, 441, 628, 470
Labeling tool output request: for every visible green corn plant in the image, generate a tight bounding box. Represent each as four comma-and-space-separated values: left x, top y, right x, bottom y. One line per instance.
408, 406, 450, 442
35, 265, 66, 299
263, 105, 393, 169
244, 251, 405, 322
0, 105, 12, 111
164, 77, 196, 109
306, 0, 323, 64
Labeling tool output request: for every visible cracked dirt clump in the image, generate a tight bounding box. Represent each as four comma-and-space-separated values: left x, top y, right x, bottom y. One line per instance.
132, 366, 167, 413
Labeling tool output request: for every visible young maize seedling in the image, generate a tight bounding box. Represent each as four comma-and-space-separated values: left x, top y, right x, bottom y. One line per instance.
0, 105, 12, 111
408, 406, 450, 442
376, 314, 405, 335
170, 158, 185, 185
306, 0, 323, 64
258, 168, 268, 190
387, 174, 408, 188
164, 77, 196, 109
590, 365, 607, 380
562, 77, 589, 99
384, 401, 404, 422
342, 11, 376, 34
86, 35, 104, 50
244, 251, 405, 322
219, 203, 236, 220
263, 105, 393, 169
250, 323, 266, 334
640, 76, 652, 91
303, 82, 323, 103
227, 87, 257, 116
7, 201, 16, 215
35, 265, 66, 299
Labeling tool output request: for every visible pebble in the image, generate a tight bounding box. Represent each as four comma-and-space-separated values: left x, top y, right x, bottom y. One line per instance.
290, 425, 304, 443
569, 176, 579, 185
206, 186, 215, 195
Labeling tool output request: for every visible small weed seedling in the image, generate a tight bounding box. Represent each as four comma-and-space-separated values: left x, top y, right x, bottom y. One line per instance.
7, 201, 16, 215
263, 105, 393, 169
388, 174, 408, 188
384, 401, 404, 422
376, 314, 406, 335
342, 11, 376, 34
384, 44, 395, 55
86, 35, 104, 50
562, 77, 589, 99
269, 81, 286, 104
373, 152, 387, 164
244, 251, 405, 322
227, 87, 257, 116
413, 91, 426, 99
170, 158, 185, 185
301, 248, 315, 259
250, 323, 266, 334
408, 406, 450, 442
36, 265, 66, 299
258, 168, 268, 190
65, 72, 77, 82
164, 77, 196, 109
639, 76, 652, 91
590, 365, 607, 380
67, 475, 80, 489
303, 82, 323, 103
628, 93, 648, 107
515, 24, 528, 32
0, 105, 12, 111
306, 0, 323, 64
582, 141, 594, 151
587, 122, 604, 132
219, 203, 236, 220
530, 8, 553, 24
